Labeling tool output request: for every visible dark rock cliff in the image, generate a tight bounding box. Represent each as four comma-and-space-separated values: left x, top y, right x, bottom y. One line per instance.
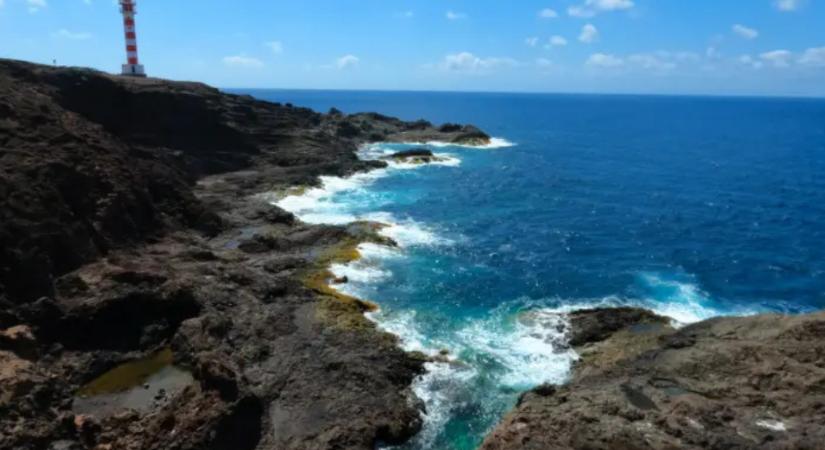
0, 59, 489, 450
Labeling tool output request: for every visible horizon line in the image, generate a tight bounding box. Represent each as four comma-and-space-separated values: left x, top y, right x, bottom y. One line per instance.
3, 57, 822, 101
220, 86, 825, 101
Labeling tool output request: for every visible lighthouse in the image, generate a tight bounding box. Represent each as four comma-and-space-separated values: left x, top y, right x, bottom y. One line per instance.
120, 0, 146, 77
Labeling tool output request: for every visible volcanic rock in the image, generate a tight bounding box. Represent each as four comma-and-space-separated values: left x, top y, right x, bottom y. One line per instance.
386, 148, 448, 164
481, 309, 825, 450
0, 58, 488, 450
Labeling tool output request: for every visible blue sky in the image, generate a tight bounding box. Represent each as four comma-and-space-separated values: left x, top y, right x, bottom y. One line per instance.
1, 0, 824, 96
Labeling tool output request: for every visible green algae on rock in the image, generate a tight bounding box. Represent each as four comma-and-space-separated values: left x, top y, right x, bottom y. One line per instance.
73, 348, 195, 419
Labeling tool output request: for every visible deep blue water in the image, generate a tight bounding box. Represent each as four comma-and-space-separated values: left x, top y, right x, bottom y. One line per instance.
233, 89, 825, 449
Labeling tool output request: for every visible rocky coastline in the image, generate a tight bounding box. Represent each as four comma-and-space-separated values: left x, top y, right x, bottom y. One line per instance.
0, 58, 488, 450
481, 308, 825, 450
2, 58, 824, 450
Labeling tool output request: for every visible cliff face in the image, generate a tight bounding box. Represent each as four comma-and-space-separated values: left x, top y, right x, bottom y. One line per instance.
481, 308, 825, 450
0, 59, 371, 306
0, 59, 489, 450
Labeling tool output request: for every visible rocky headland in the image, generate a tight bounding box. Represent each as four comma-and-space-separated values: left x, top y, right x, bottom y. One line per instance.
2, 58, 824, 450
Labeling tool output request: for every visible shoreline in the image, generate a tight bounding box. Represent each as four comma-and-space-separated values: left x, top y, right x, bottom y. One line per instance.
273, 142, 486, 448
272, 140, 583, 449
0, 58, 495, 450
3, 58, 824, 450
273, 138, 825, 450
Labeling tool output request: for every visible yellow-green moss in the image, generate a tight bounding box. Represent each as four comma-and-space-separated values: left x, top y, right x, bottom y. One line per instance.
350, 220, 389, 232
258, 185, 312, 203
283, 185, 310, 197
348, 221, 398, 248
77, 348, 173, 397
302, 238, 383, 330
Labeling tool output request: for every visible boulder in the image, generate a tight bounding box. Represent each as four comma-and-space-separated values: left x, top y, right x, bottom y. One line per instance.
387, 148, 447, 165
0, 325, 38, 359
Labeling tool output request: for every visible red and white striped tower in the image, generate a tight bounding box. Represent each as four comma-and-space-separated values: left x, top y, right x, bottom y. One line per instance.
120, 0, 146, 77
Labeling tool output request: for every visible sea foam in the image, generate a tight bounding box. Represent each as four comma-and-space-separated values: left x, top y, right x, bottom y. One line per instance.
358, 144, 462, 167
275, 170, 389, 225
404, 137, 518, 150
408, 361, 478, 449
455, 307, 578, 388
369, 301, 578, 450
369, 272, 745, 450
518, 273, 762, 332
277, 139, 546, 450
276, 144, 457, 249
366, 308, 481, 450
274, 143, 457, 314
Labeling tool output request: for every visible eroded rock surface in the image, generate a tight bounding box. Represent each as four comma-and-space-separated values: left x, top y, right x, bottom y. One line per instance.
481, 309, 825, 450
0, 58, 490, 450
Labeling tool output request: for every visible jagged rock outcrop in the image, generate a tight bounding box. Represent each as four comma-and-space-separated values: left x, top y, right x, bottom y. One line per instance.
386, 148, 449, 164
481, 309, 825, 450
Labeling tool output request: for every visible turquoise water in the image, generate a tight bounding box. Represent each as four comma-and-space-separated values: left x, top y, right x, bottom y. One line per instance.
235, 90, 825, 449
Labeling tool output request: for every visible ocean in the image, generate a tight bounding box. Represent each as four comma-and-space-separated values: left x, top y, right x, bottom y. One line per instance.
231, 89, 825, 450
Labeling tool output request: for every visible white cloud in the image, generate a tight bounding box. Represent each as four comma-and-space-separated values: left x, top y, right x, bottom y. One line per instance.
568, 6, 595, 18
760, 50, 793, 67
774, 0, 802, 11
539, 8, 558, 18
53, 29, 92, 40
568, 0, 634, 18
549, 35, 568, 47
627, 53, 677, 72
525, 37, 540, 47
706, 46, 721, 59
595, 0, 635, 9
264, 41, 283, 54
396, 10, 414, 18
738, 55, 764, 69
583, 50, 704, 73
336, 54, 360, 70
579, 24, 599, 43
222, 55, 264, 69
732, 24, 758, 40
0, 0, 6, 7
440, 52, 516, 73
654, 50, 700, 63
799, 47, 825, 67
586, 53, 624, 68
446, 10, 467, 20
26, 0, 46, 13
